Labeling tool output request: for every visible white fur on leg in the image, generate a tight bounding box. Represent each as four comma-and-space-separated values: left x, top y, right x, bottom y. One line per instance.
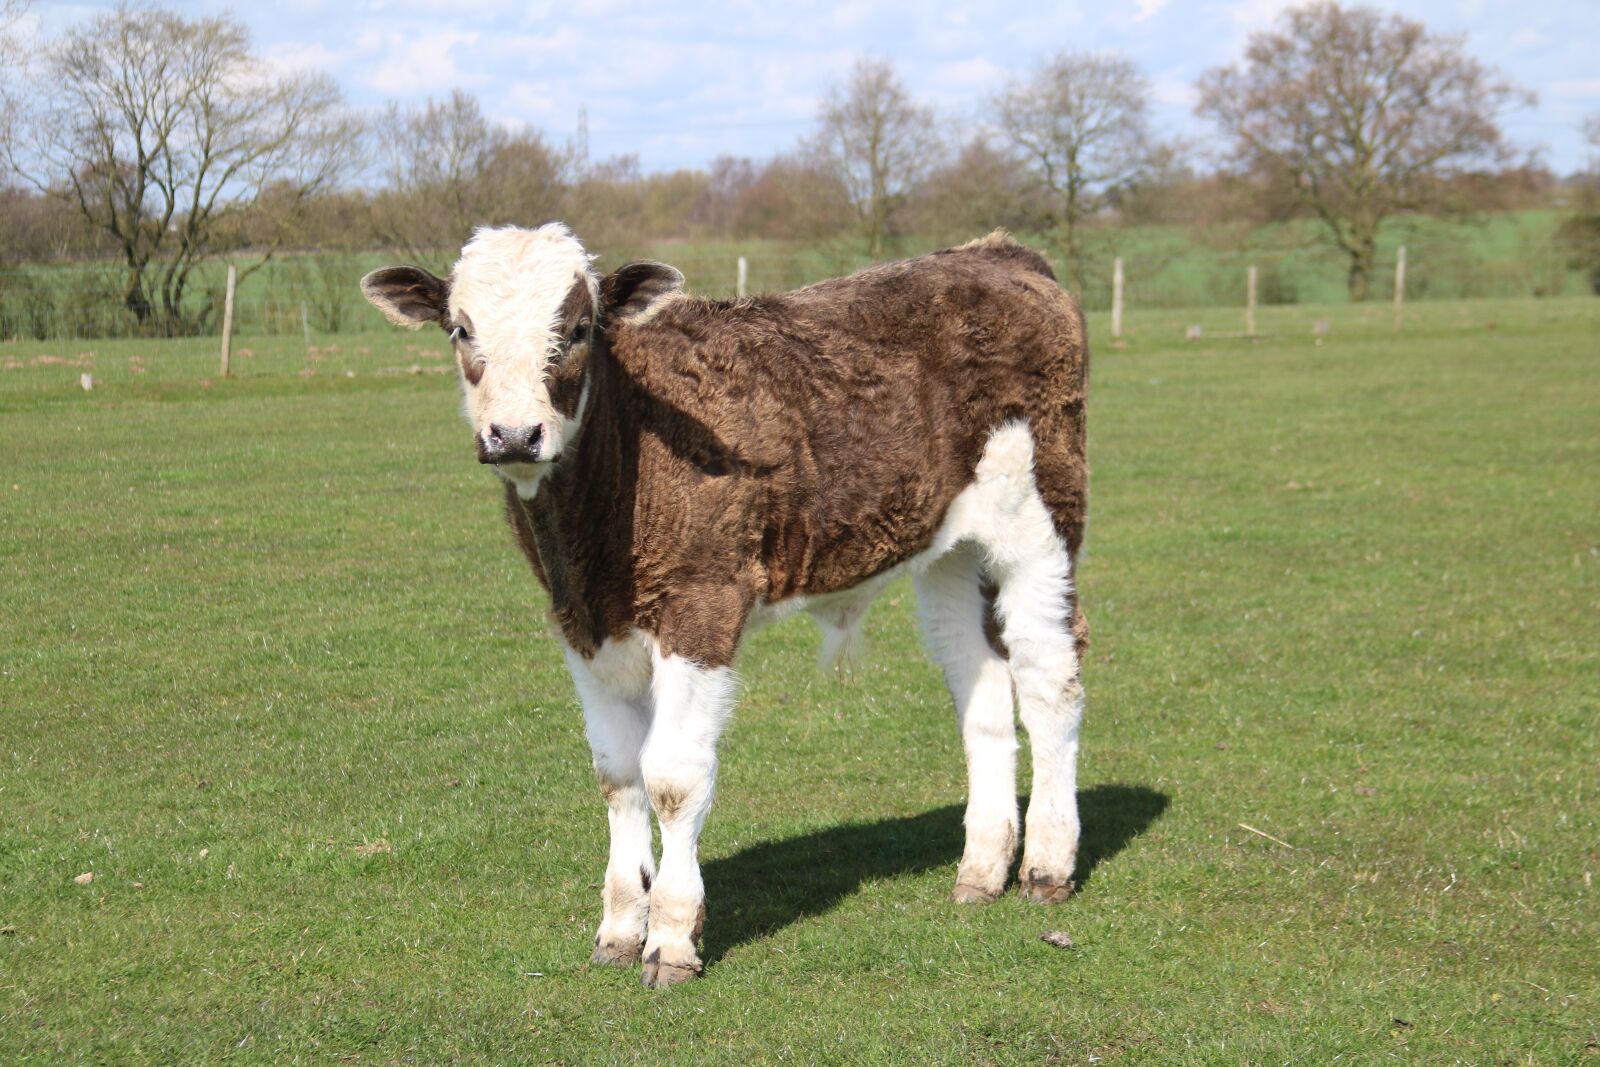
963, 422, 1083, 899
638, 649, 737, 985
915, 547, 1019, 901
567, 640, 655, 962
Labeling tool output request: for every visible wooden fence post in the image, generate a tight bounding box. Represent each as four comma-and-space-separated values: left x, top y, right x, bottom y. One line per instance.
1246, 264, 1258, 338
219, 263, 237, 378
736, 256, 748, 298
1393, 245, 1406, 330
1111, 257, 1124, 340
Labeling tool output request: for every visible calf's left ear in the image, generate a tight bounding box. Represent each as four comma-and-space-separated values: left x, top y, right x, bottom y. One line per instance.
600, 262, 685, 323
360, 266, 450, 330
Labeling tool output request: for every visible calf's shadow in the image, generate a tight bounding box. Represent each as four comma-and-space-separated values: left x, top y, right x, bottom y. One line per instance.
700, 783, 1168, 964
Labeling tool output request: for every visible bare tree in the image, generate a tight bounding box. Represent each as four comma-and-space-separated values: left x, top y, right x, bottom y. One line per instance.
0, 0, 33, 157
374, 90, 567, 260
905, 135, 1048, 238
5, 4, 355, 332
992, 50, 1157, 288
1197, 1, 1531, 301
810, 57, 940, 258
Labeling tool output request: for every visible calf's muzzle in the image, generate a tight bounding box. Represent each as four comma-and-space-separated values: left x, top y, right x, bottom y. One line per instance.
478, 423, 543, 465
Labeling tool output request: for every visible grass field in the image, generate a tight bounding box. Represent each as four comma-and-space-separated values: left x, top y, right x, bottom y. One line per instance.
1, 294, 1596, 1063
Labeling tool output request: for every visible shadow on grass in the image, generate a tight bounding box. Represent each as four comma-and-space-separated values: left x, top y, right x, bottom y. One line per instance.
701, 783, 1168, 964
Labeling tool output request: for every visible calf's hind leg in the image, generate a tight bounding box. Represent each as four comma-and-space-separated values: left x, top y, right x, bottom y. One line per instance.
915, 547, 1019, 903
993, 547, 1084, 902
973, 424, 1084, 903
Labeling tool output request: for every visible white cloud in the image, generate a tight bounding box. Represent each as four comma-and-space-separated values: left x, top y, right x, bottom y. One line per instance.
933, 57, 1006, 89
1222, 0, 1295, 31
1132, 0, 1169, 23
500, 84, 561, 120
1550, 77, 1600, 99
1507, 27, 1544, 50
367, 29, 484, 95
1151, 73, 1196, 108
261, 41, 347, 79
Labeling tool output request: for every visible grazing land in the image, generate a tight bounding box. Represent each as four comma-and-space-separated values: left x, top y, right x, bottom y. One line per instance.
0, 295, 1595, 1064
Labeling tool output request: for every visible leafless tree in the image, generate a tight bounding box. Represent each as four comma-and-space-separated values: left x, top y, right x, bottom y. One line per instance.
5, 4, 356, 332
992, 50, 1158, 288
810, 57, 940, 258
905, 135, 1049, 239
1197, 1, 1531, 301
0, 0, 32, 158
374, 89, 567, 261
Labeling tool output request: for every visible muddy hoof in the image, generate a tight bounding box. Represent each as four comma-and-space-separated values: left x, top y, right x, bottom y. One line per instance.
951, 882, 1002, 904
1019, 873, 1076, 904
591, 937, 643, 967
640, 948, 702, 988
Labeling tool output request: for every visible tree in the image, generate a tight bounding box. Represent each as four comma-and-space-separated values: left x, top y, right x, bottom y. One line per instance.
904, 135, 1048, 239
1585, 113, 1600, 181
0, 0, 32, 158
5, 4, 354, 332
992, 50, 1157, 288
1197, 1, 1531, 301
810, 57, 940, 258
1556, 113, 1600, 295
374, 90, 567, 261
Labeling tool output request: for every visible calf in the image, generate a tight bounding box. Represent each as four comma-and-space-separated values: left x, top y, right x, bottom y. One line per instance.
361, 224, 1089, 987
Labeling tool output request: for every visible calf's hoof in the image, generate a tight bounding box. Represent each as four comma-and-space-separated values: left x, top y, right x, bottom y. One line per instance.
951, 882, 1002, 905
1019, 870, 1076, 904
640, 947, 703, 988
591, 936, 643, 967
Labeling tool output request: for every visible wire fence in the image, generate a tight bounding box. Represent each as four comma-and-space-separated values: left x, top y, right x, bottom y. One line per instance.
0, 234, 1589, 342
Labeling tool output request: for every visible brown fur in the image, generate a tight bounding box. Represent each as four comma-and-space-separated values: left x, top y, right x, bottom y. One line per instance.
504, 232, 1088, 667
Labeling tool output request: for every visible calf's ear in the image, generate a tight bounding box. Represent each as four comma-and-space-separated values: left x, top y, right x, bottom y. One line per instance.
360, 266, 450, 329
600, 262, 684, 323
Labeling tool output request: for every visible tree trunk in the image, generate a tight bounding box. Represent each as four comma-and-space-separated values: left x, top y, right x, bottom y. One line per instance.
1059, 211, 1081, 293
123, 271, 152, 324
1346, 227, 1378, 303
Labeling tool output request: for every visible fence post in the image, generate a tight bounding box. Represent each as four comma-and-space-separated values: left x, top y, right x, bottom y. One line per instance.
301, 301, 312, 362
1246, 264, 1258, 338
219, 263, 237, 378
1111, 257, 1124, 340
1393, 244, 1406, 330
736, 256, 748, 298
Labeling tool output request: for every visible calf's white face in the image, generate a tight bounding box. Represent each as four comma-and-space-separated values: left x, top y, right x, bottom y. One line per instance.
362, 223, 598, 498
361, 222, 685, 500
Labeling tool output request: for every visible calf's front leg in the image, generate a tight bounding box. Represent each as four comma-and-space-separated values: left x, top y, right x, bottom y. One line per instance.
638, 646, 737, 987
567, 646, 655, 966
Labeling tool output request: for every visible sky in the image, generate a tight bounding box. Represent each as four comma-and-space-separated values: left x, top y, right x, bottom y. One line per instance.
23, 0, 1600, 175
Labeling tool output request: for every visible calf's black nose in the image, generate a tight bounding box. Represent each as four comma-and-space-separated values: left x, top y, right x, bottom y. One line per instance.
478, 422, 543, 464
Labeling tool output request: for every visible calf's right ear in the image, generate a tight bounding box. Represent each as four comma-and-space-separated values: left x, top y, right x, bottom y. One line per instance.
360, 266, 450, 330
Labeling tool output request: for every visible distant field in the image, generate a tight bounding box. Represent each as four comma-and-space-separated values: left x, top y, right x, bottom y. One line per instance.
1, 208, 1589, 340
0, 296, 1595, 1063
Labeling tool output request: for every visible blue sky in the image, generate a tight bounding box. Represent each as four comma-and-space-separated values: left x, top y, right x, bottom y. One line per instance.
27, 0, 1600, 174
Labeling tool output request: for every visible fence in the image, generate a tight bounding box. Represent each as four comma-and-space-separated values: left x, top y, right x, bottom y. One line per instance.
1, 225, 1590, 344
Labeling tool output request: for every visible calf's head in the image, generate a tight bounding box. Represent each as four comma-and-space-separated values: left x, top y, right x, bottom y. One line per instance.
359, 222, 683, 498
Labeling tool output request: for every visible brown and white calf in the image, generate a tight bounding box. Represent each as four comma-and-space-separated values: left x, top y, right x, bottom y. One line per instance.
361, 224, 1089, 987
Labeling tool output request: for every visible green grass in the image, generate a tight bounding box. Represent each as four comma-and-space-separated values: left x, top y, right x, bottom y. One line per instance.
1, 295, 1596, 1064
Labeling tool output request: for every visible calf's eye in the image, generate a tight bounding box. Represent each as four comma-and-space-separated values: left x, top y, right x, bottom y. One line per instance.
571, 319, 590, 344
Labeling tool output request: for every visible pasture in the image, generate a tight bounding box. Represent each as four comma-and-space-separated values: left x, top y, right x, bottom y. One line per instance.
0, 295, 1595, 1063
